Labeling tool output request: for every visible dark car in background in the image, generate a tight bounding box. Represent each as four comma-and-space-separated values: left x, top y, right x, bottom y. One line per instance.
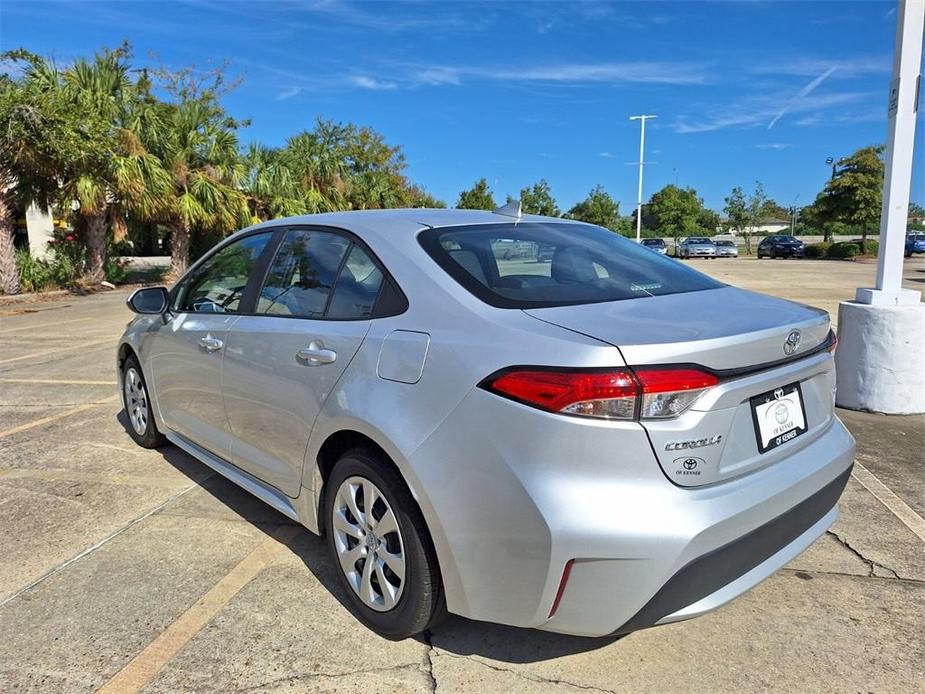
757, 235, 805, 259
640, 238, 668, 255
906, 233, 925, 257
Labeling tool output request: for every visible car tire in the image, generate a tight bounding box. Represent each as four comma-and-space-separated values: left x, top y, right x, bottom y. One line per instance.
121, 355, 166, 449
324, 449, 445, 639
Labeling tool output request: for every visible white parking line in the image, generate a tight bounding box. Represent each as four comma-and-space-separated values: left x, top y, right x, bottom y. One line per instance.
852, 461, 925, 544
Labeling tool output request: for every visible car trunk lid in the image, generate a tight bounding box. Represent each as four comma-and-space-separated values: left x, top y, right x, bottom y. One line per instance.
524, 286, 834, 486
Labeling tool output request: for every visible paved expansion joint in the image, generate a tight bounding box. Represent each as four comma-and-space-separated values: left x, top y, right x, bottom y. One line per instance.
826, 530, 902, 580
239, 663, 427, 691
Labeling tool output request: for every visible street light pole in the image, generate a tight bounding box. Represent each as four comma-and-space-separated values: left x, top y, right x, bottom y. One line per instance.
630, 115, 656, 243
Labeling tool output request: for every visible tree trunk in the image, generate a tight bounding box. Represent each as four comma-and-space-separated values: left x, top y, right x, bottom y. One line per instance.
0, 197, 20, 295
860, 229, 868, 255
169, 219, 191, 281
84, 211, 108, 284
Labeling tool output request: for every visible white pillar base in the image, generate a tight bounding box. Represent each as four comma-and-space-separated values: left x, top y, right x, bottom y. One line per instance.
834, 300, 925, 414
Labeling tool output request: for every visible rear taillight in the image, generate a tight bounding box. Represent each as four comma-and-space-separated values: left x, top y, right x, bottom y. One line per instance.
827, 330, 838, 354
484, 369, 638, 419
634, 367, 719, 419
481, 366, 718, 420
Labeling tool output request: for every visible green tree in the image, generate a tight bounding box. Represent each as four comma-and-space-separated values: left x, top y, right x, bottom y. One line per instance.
6, 45, 170, 284
759, 199, 789, 220
566, 185, 620, 229
0, 50, 82, 293
456, 178, 496, 210
517, 179, 560, 217
697, 208, 721, 234
145, 66, 249, 279
745, 181, 769, 255
242, 142, 306, 222
647, 184, 703, 248
406, 186, 446, 208
724, 186, 749, 239
813, 145, 885, 252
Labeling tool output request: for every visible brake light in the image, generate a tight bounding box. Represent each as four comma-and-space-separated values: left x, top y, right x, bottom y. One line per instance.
484, 369, 638, 419
481, 366, 718, 420
827, 330, 838, 354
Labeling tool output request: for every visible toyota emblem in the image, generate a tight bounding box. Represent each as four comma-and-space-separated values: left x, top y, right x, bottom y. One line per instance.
784, 330, 801, 355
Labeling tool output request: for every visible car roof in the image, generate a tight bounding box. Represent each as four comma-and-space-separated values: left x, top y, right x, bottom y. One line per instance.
231, 208, 586, 244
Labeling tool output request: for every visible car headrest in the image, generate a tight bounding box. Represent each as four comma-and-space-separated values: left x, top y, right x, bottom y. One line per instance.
551, 247, 597, 284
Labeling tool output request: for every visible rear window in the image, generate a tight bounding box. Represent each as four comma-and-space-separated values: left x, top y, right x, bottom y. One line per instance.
642, 239, 665, 246
419, 222, 723, 308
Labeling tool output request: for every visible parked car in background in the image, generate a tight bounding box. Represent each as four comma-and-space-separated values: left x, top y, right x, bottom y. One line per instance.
905, 232, 925, 257
641, 238, 668, 255
714, 240, 739, 258
677, 237, 716, 259
757, 236, 805, 259
118, 208, 854, 640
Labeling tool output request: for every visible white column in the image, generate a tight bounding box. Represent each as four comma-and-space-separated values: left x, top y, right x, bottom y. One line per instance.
835, 0, 925, 415
25, 203, 55, 260
630, 115, 656, 243
855, 0, 923, 306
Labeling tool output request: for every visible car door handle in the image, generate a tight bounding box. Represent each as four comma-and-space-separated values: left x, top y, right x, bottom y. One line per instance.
199, 336, 224, 352
297, 342, 337, 365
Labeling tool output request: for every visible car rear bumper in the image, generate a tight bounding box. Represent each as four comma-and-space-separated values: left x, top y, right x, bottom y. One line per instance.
409, 390, 856, 637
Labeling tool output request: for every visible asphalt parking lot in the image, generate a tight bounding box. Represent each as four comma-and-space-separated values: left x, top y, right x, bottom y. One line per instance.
1, 256, 923, 693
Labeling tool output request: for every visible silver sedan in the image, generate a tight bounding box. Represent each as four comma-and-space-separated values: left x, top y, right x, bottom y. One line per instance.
118, 208, 855, 639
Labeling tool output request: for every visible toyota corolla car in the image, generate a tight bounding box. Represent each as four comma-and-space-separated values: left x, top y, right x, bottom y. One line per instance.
677, 237, 716, 259
118, 207, 855, 639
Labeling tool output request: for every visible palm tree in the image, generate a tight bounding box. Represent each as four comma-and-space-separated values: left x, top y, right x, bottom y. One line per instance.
146, 91, 249, 279
241, 143, 305, 222
0, 51, 90, 292
59, 48, 170, 282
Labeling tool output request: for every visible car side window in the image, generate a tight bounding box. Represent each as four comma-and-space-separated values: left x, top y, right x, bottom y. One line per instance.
256, 229, 351, 319
327, 245, 384, 319
174, 232, 273, 313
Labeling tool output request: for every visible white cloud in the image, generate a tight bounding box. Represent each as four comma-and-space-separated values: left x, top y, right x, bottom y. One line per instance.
598, 151, 617, 158
755, 143, 792, 150
482, 62, 708, 85
277, 86, 303, 100
348, 75, 398, 90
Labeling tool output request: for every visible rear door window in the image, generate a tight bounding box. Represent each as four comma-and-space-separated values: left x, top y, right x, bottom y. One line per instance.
419, 222, 723, 309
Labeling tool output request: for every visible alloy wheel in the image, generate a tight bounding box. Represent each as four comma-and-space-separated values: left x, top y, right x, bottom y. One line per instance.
124, 367, 148, 436
331, 476, 406, 611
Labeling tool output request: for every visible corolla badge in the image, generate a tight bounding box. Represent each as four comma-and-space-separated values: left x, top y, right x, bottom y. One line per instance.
665, 435, 722, 451
784, 330, 801, 355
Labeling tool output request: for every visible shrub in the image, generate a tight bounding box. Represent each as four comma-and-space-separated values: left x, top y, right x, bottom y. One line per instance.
856, 239, 878, 256
827, 242, 860, 259
15, 249, 55, 293
804, 243, 831, 258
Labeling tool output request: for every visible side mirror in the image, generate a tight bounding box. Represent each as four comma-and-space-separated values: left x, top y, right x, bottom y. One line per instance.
127, 286, 170, 314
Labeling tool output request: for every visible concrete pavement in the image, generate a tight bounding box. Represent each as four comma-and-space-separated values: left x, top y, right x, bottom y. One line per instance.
0, 257, 923, 693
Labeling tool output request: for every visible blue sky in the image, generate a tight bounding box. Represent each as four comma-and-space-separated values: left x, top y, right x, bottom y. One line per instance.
2, 0, 922, 213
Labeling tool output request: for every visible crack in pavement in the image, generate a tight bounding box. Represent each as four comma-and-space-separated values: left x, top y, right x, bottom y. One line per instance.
239, 662, 430, 691
781, 567, 924, 584
432, 650, 619, 694
826, 530, 902, 580
421, 629, 438, 692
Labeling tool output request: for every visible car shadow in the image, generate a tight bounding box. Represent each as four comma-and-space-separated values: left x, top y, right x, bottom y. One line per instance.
115, 412, 624, 663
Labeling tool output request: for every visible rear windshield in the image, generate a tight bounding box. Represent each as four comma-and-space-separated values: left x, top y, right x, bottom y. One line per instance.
642, 239, 665, 246
419, 222, 724, 308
